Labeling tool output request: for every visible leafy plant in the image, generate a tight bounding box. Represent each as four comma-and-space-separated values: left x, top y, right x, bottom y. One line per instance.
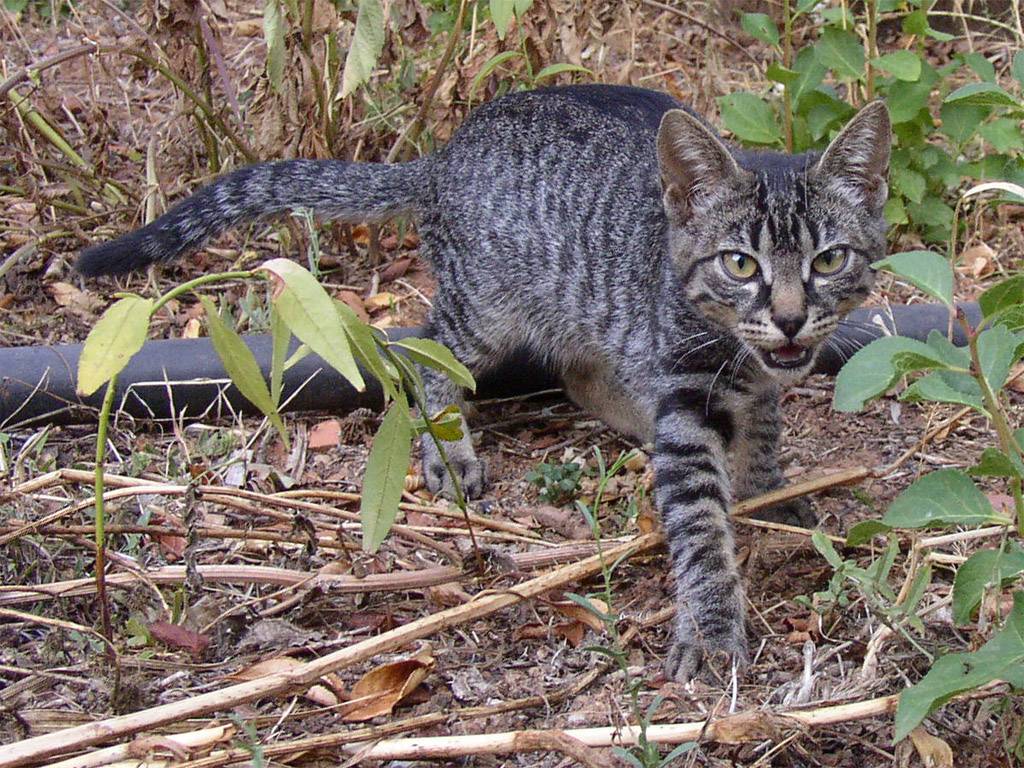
728, 1, 1024, 241
831, 182, 1024, 740
526, 458, 588, 505
79, 259, 475, 641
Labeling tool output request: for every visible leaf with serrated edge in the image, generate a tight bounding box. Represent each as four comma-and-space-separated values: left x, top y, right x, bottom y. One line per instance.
895, 593, 1024, 741
78, 295, 154, 397
945, 82, 1022, 109
952, 545, 1024, 625
882, 469, 1008, 529
199, 296, 287, 442
392, 337, 476, 391
360, 397, 413, 553
900, 370, 985, 411
261, 259, 364, 391
875, 251, 953, 306
970, 447, 1023, 479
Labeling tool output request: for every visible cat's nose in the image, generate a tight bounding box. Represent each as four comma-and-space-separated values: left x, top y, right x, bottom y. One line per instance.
773, 313, 806, 340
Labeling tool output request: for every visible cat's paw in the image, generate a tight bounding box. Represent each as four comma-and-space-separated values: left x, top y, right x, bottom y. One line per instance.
421, 437, 486, 499
751, 497, 817, 528
663, 616, 749, 683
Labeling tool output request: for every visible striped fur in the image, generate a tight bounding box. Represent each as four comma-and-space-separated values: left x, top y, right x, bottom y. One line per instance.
77, 85, 890, 680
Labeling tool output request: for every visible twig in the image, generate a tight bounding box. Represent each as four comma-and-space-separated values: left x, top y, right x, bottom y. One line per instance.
0, 534, 663, 767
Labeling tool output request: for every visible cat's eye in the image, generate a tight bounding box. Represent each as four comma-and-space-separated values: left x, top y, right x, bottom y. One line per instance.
720, 252, 759, 280
812, 247, 849, 275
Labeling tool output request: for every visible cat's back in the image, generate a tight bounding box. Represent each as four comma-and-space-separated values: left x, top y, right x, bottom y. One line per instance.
425, 85, 681, 257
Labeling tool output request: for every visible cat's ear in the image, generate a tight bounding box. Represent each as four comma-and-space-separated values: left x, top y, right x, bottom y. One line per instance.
811, 100, 891, 213
657, 109, 744, 224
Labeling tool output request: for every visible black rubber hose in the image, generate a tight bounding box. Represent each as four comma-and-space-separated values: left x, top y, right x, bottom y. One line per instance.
0, 303, 984, 429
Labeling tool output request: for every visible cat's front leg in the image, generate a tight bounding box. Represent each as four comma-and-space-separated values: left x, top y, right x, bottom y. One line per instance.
654, 396, 748, 681
419, 365, 486, 499
727, 387, 816, 528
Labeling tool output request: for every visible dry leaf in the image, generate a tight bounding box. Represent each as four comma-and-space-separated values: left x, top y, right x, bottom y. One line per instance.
379, 257, 413, 283
341, 653, 435, 722
48, 281, 104, 317
908, 726, 954, 767
337, 289, 371, 323
148, 620, 210, 658
309, 419, 341, 450
225, 657, 338, 706
554, 620, 587, 647
364, 292, 400, 313
957, 242, 996, 278
550, 597, 609, 633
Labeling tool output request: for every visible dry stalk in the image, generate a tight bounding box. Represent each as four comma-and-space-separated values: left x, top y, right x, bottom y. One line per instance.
0, 533, 663, 767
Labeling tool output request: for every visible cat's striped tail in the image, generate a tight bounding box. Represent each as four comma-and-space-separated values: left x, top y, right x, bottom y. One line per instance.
76, 158, 430, 276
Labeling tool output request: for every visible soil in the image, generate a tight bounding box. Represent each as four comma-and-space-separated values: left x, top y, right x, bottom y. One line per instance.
1, 1, 1024, 767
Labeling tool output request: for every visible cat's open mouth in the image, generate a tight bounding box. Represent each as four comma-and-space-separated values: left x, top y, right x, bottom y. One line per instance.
765, 344, 811, 369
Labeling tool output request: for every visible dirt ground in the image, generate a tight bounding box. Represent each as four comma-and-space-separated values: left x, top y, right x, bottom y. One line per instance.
2, 1, 1024, 766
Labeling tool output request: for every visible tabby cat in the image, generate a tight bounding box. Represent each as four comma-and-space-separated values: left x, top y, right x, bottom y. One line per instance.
77, 85, 891, 680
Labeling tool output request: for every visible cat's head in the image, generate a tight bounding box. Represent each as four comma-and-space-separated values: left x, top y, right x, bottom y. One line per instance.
656, 101, 891, 382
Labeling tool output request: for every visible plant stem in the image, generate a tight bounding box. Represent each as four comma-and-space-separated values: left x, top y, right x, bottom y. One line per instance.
782, 0, 794, 152
959, 310, 1024, 533
865, 0, 878, 101
94, 376, 119, 663
153, 270, 257, 313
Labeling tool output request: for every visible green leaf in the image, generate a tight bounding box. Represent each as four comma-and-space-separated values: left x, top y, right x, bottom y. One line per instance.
945, 82, 1022, 110
960, 51, 996, 83
471, 50, 522, 94
260, 259, 364, 391
719, 92, 782, 145
939, 101, 991, 144
490, 0, 515, 39
766, 61, 800, 85
886, 62, 939, 124
811, 530, 845, 570
976, 324, 1017, 392
739, 12, 779, 47
900, 369, 984, 410
952, 545, 1024, 625
789, 46, 827, 107
882, 469, 1007, 529
360, 396, 413, 552
979, 274, 1024, 320
872, 50, 921, 81
340, 0, 386, 98
392, 337, 476, 391
970, 448, 1023, 479
534, 62, 594, 82
199, 295, 287, 442
512, 0, 532, 14
834, 336, 946, 412
892, 167, 926, 203
1014, 49, 1024, 89
895, 592, 1024, 741
846, 519, 893, 547
874, 250, 953, 306
77, 295, 154, 397
814, 26, 866, 81
334, 300, 397, 402
978, 118, 1024, 153
262, 0, 285, 93
270, 303, 289, 404
902, 9, 955, 41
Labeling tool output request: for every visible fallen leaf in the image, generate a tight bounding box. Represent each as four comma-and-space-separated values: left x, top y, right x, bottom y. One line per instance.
226, 658, 338, 706
148, 620, 210, 658
554, 620, 587, 646
956, 242, 996, 278
908, 726, 953, 767
48, 281, 104, 316
341, 652, 435, 721
337, 290, 371, 323
309, 419, 341, 451
550, 597, 609, 633
379, 257, 413, 283
364, 292, 400, 313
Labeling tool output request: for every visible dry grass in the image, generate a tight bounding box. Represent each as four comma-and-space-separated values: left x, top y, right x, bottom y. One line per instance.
2, 1, 1024, 766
